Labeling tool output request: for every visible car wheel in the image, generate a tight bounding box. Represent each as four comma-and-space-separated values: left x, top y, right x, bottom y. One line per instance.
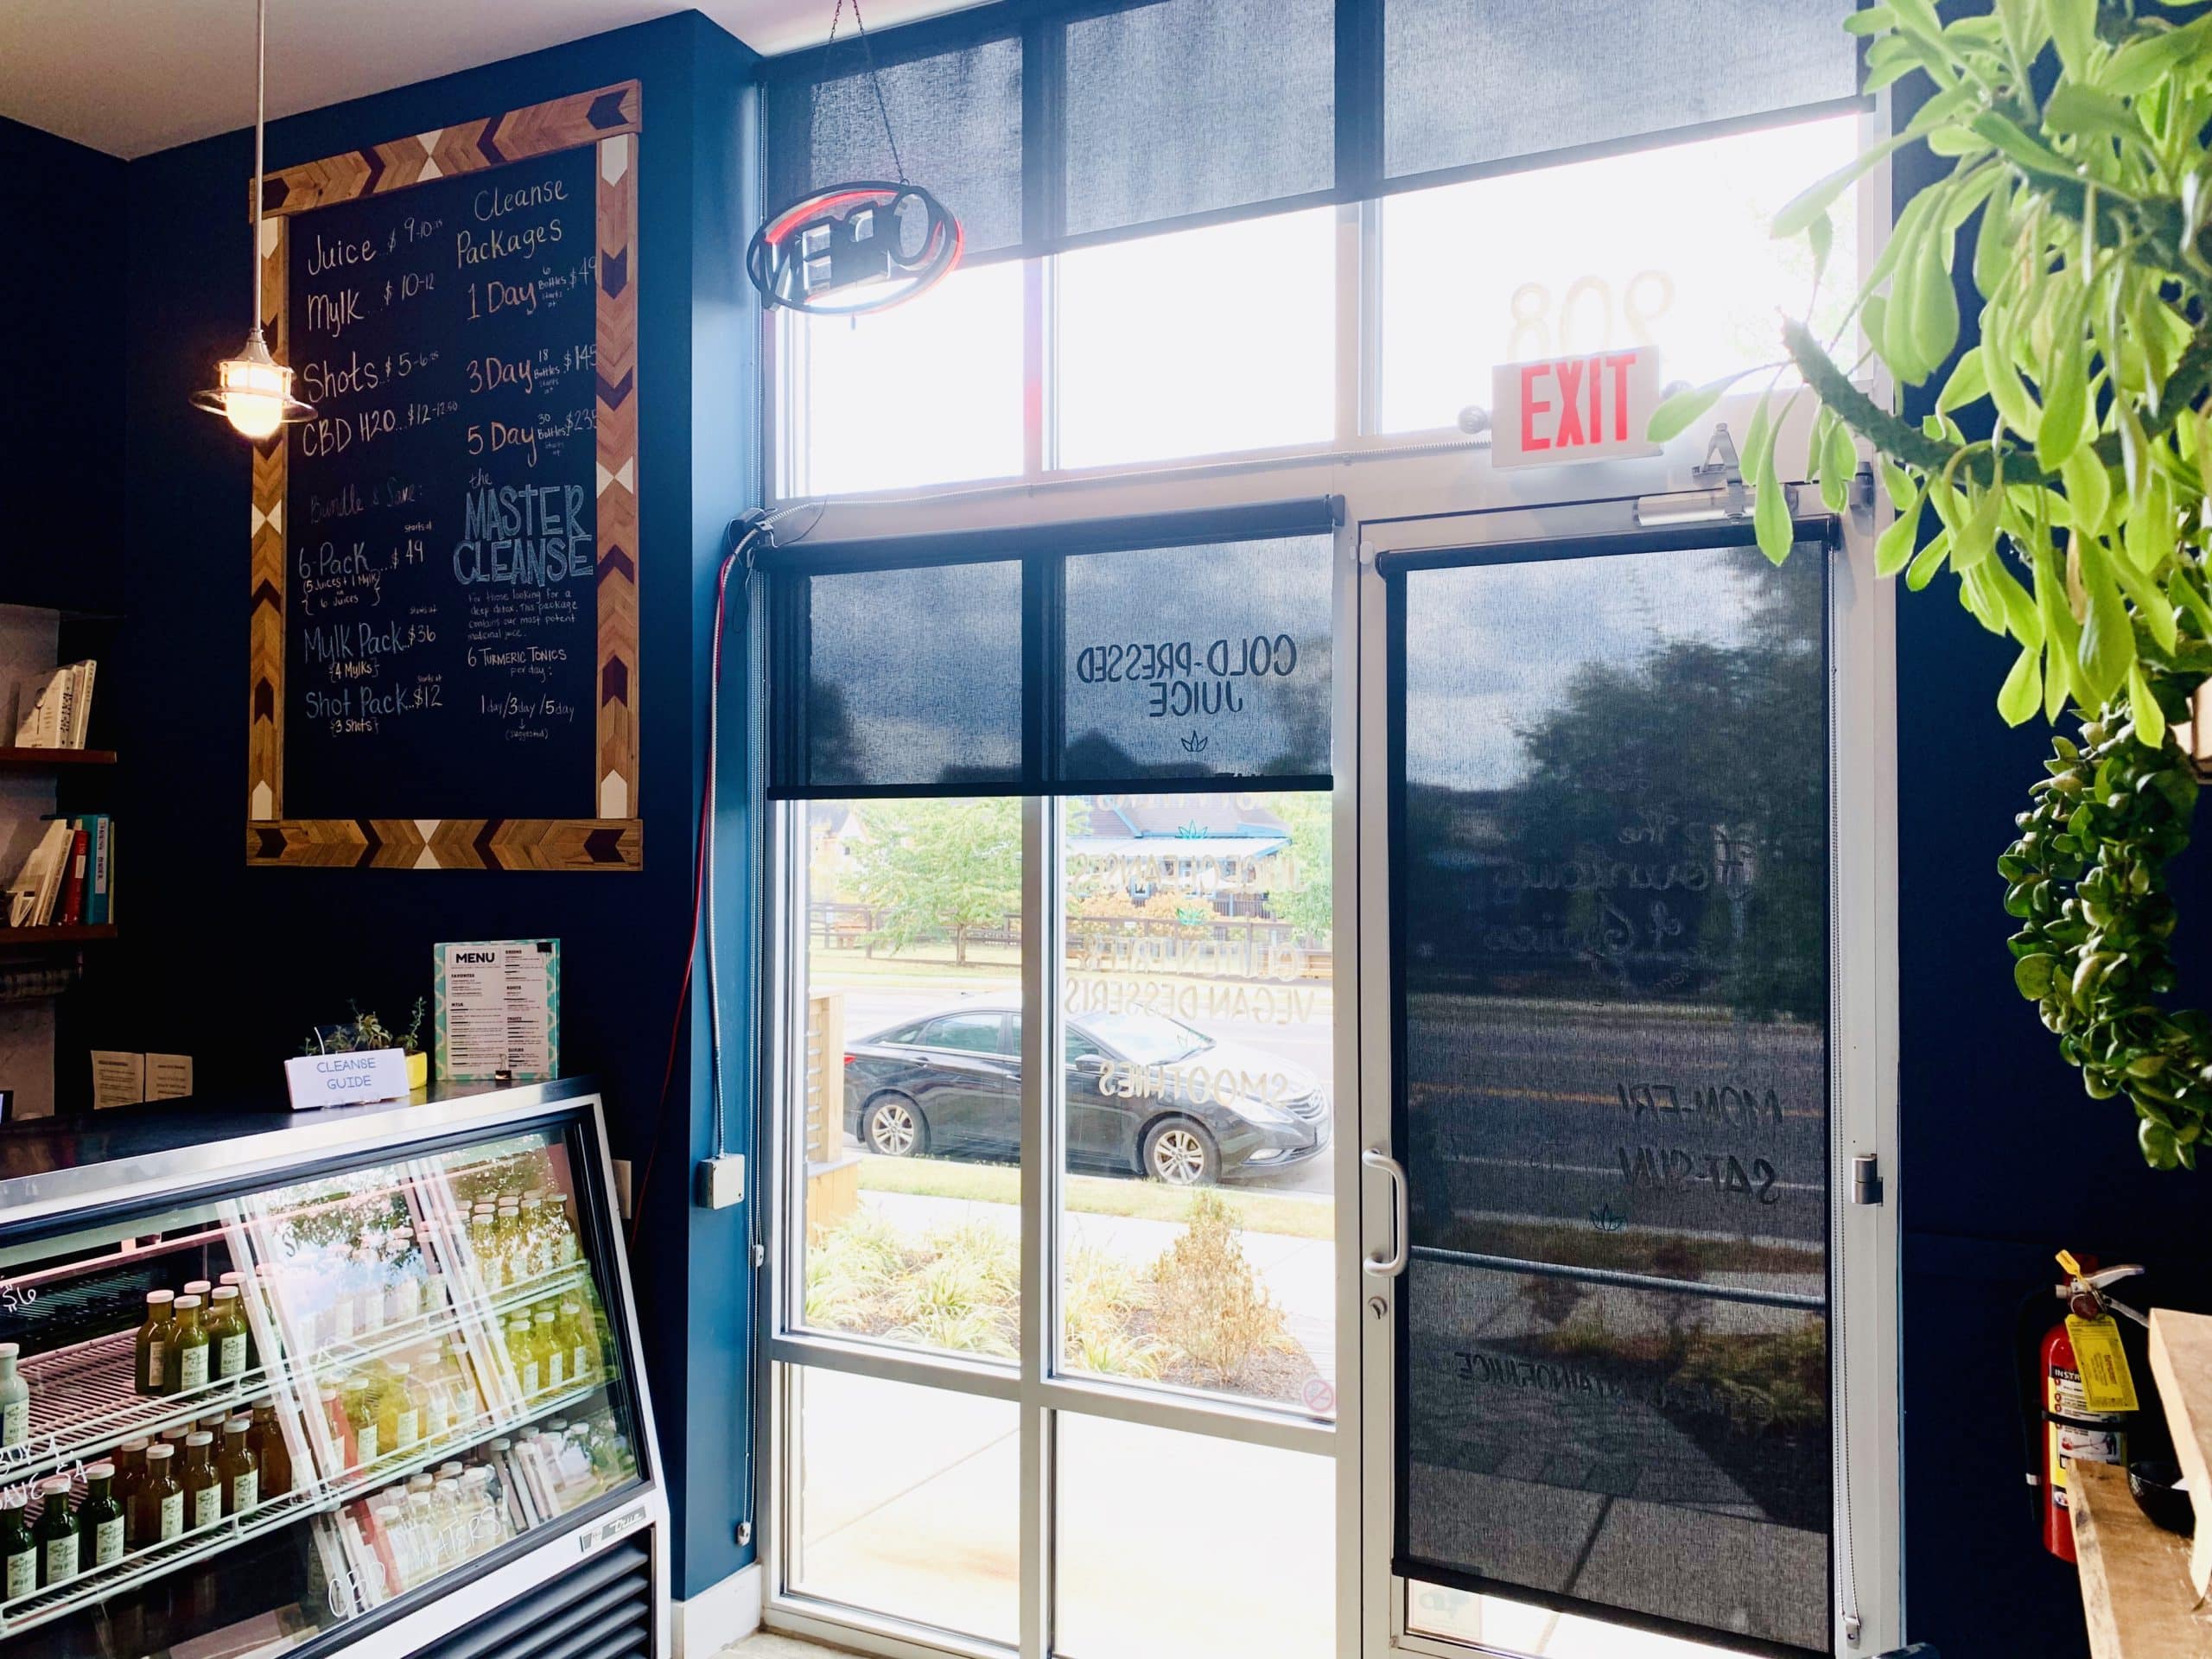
1141, 1119, 1218, 1186
863, 1094, 927, 1158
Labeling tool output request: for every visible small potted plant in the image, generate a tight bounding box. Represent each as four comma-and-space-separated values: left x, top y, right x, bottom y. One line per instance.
301, 998, 430, 1092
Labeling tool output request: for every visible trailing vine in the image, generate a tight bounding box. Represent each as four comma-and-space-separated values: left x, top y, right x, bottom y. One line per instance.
2004, 651, 2212, 1167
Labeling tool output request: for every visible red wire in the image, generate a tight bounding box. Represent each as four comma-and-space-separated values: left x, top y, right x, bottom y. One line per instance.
628, 538, 746, 1248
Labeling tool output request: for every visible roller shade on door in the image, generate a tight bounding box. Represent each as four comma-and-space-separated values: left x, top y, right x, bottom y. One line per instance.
1388, 522, 1836, 1656
766, 499, 1340, 798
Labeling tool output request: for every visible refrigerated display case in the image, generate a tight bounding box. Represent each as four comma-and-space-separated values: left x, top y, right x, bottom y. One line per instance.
0, 1078, 666, 1659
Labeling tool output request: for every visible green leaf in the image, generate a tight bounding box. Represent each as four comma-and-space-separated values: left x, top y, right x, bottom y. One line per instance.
2014, 951, 2060, 998
2047, 0, 2095, 76
1907, 527, 1953, 590
1772, 134, 1910, 238
1881, 461, 1916, 512
1808, 212, 1834, 289
2035, 542, 2082, 717
1974, 177, 2016, 298
1983, 313, 2042, 440
1645, 382, 1722, 445
2075, 539, 2135, 707
2106, 16, 2212, 95
1910, 223, 1961, 379
1878, 487, 1925, 576
2129, 659, 2167, 750
1999, 645, 2044, 725
1751, 419, 1792, 565
2060, 448, 2113, 538
1969, 111, 2076, 178
2106, 548, 2176, 652
1937, 346, 1989, 415
2037, 293, 2090, 474
2044, 85, 2149, 148
1820, 412, 1857, 514
1843, 5, 1894, 35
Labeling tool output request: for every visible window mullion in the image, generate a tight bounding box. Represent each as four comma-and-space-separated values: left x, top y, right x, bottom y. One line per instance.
1018, 792, 1055, 1659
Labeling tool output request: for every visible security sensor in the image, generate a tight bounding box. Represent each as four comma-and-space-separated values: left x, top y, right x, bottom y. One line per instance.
1456, 404, 1491, 435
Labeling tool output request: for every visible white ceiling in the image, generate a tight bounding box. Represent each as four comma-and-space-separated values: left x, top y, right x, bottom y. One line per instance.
0, 0, 981, 159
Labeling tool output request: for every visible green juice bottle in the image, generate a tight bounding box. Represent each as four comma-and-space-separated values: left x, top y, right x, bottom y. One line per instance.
78, 1461, 124, 1568
208, 1286, 250, 1381
31, 1476, 77, 1587
169, 1294, 210, 1395
0, 1488, 35, 1603
137, 1443, 183, 1544
0, 1342, 28, 1449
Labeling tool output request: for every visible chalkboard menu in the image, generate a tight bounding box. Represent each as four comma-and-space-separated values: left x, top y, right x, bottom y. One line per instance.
245, 83, 643, 871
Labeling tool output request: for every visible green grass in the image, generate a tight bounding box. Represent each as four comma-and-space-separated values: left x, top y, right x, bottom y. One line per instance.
856, 1154, 1332, 1241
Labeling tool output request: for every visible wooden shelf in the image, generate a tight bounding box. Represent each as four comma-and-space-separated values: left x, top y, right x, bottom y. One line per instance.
0, 747, 115, 768
0, 924, 115, 945
2071, 1461, 2212, 1656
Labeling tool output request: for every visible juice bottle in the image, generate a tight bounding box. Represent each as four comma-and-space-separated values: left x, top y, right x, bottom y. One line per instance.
468, 1208, 499, 1291
169, 1294, 210, 1395
552, 1194, 579, 1266
181, 1431, 221, 1532
138, 1442, 184, 1544
78, 1460, 124, 1568
218, 1416, 259, 1516
114, 1440, 149, 1545
249, 1403, 292, 1499
536, 1308, 566, 1394
380, 1361, 423, 1456
355, 1246, 387, 1336
494, 1203, 523, 1286
0, 1487, 35, 1602
0, 1343, 27, 1449
208, 1286, 250, 1381
32, 1476, 77, 1586
344, 1372, 381, 1468
558, 1300, 594, 1389
320, 1384, 351, 1468
519, 1195, 548, 1278
182, 1278, 212, 1301
135, 1288, 175, 1395
505, 1315, 540, 1399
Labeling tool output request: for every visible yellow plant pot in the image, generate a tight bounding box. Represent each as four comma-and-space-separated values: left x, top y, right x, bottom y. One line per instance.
405, 1051, 429, 1092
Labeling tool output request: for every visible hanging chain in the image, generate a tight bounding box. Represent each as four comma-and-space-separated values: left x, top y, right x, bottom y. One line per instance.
823, 0, 906, 184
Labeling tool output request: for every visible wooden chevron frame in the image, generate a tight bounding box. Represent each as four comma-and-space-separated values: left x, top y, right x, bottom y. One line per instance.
246, 84, 643, 872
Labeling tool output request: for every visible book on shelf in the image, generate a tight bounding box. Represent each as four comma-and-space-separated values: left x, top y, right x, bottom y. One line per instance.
12, 659, 98, 749
2, 815, 113, 928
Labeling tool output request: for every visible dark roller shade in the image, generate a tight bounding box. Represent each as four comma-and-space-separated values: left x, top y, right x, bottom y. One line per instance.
778, 560, 1027, 796
1061, 535, 1332, 785
766, 501, 1340, 798
1060, 0, 1337, 238
1382, 0, 1860, 184
765, 31, 1026, 255
1390, 532, 1833, 1655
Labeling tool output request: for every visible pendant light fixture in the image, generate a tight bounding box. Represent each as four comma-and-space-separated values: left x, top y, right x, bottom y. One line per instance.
192, 0, 311, 441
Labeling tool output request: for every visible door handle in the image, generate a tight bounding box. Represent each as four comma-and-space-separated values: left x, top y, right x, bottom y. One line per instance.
1362, 1148, 1408, 1277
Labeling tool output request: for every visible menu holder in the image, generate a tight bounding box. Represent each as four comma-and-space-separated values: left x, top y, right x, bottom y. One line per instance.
243, 83, 643, 871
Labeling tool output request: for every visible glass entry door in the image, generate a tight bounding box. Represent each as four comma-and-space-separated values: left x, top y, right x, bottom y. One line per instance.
1368, 515, 1845, 1659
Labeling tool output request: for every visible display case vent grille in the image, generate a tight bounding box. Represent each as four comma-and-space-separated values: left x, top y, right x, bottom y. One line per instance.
413, 1535, 652, 1659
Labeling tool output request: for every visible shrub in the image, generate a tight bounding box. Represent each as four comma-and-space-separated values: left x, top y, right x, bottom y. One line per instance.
1147, 1190, 1292, 1386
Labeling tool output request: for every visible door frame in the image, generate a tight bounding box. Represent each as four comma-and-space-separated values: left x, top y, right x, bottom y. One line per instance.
1351, 445, 1903, 1658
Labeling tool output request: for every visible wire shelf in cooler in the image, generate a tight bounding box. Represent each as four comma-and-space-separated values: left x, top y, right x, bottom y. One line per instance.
0, 1327, 278, 1492
0, 1485, 321, 1637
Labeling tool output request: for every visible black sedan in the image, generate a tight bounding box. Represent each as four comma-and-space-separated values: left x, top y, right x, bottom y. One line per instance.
842, 1001, 1330, 1185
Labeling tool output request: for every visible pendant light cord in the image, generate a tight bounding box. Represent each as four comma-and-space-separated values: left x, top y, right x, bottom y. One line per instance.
250, 0, 268, 342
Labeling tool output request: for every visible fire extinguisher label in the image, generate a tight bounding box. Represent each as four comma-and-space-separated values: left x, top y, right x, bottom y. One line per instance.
2048, 1365, 2126, 1510
2064, 1314, 2140, 1412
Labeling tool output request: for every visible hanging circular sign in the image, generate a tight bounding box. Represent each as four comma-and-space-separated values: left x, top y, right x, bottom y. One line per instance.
746, 181, 963, 316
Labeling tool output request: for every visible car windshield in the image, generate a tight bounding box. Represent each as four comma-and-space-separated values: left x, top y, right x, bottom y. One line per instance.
1080, 1009, 1212, 1065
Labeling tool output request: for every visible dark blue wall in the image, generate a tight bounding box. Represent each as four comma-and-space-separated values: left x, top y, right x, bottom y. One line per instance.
105, 12, 760, 1598
0, 116, 125, 608
1892, 75, 2212, 1657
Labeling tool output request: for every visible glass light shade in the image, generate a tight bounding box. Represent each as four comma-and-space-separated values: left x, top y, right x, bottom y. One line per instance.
193, 331, 312, 440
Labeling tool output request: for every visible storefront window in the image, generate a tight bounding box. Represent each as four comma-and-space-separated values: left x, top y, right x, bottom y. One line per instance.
1378, 112, 1862, 432
794, 797, 1025, 1362
1057, 792, 1335, 1414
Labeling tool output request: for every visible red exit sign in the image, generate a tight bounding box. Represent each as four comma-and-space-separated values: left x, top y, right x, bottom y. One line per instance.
1491, 346, 1662, 469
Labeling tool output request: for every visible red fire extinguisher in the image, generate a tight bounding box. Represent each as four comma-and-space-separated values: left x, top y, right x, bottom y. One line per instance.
2039, 1253, 2146, 1561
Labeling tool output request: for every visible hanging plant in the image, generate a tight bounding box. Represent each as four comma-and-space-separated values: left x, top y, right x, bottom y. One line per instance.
1649, 0, 2212, 1167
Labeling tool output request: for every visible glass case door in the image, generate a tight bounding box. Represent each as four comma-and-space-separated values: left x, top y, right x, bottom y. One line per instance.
0, 1112, 648, 1658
